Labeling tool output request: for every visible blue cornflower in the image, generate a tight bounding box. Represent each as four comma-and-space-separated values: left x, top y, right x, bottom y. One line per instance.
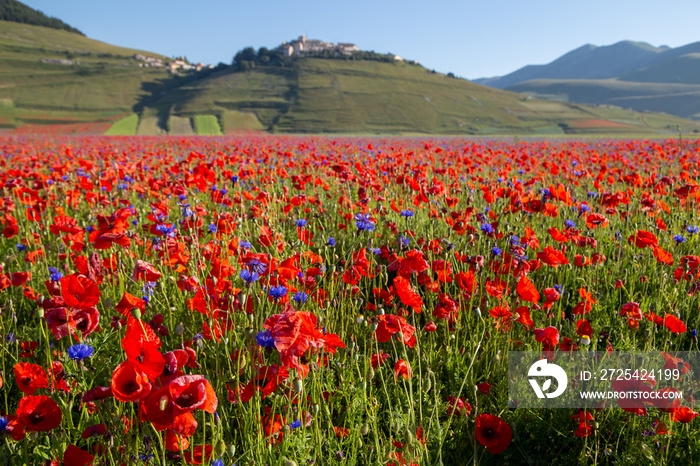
0, 416, 8, 432
255, 330, 276, 348
178, 194, 187, 201
400, 210, 414, 218
399, 235, 410, 247
240, 269, 260, 284
354, 213, 376, 231
67, 344, 94, 361
491, 247, 502, 256
292, 292, 308, 304
211, 460, 225, 466
240, 241, 253, 249
327, 237, 336, 246
687, 225, 699, 235
674, 235, 686, 243
692, 329, 698, 339
295, 218, 308, 228
481, 223, 494, 234
220, 188, 228, 195
288, 420, 302, 429
268, 285, 287, 300
553, 284, 563, 293
371, 248, 382, 255
564, 219, 576, 228
208, 224, 217, 233
245, 259, 267, 274
155, 224, 176, 235
579, 204, 591, 214
16, 243, 26, 251
48, 266, 63, 282
231, 175, 239, 184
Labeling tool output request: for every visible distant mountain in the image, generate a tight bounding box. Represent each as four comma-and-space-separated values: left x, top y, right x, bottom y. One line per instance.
0, 0, 83, 35
478, 40, 700, 120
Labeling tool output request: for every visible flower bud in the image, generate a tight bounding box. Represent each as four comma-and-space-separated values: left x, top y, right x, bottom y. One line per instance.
174, 322, 185, 336
130, 307, 142, 321
36, 307, 44, 319
214, 440, 226, 457
293, 377, 303, 393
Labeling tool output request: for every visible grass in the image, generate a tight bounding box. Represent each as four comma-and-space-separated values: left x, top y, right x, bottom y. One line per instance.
104, 113, 139, 135
192, 114, 223, 135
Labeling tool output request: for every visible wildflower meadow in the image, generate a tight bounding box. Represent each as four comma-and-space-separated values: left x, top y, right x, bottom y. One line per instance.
1, 135, 699, 465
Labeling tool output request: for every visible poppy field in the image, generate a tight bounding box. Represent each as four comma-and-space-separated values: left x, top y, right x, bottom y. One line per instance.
1, 135, 700, 465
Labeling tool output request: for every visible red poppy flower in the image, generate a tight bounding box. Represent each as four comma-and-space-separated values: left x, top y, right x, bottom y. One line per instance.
115, 291, 147, 317
393, 276, 424, 313
619, 302, 642, 320
628, 230, 658, 249
475, 414, 512, 454
446, 396, 472, 417
371, 353, 391, 369
375, 314, 416, 348
542, 287, 560, 310
516, 275, 539, 303
63, 444, 94, 466
671, 406, 699, 423
576, 319, 593, 337
81, 423, 108, 439
536, 246, 569, 268
60, 274, 100, 309
398, 249, 429, 275
1, 414, 24, 440
664, 314, 687, 333
132, 260, 162, 282
169, 375, 218, 414
183, 445, 213, 465
394, 359, 412, 380
13, 362, 49, 395
165, 429, 190, 451
16, 395, 62, 431
585, 213, 609, 229
111, 361, 151, 402
534, 326, 559, 349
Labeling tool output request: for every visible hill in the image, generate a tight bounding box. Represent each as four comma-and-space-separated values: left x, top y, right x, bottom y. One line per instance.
1, 21, 699, 136
478, 40, 700, 121
0, 20, 179, 132
0, 0, 83, 35
134, 56, 700, 136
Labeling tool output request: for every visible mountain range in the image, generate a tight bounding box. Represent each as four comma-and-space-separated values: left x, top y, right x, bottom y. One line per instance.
0, 0, 699, 136
475, 40, 700, 120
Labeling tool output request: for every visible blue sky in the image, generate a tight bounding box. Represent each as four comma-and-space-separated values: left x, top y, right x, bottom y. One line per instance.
19, 0, 700, 79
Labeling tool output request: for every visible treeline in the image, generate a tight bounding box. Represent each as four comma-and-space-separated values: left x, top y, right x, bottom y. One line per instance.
232, 46, 400, 71
0, 0, 84, 35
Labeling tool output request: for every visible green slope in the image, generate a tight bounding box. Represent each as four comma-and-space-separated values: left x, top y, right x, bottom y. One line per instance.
140, 58, 700, 135
509, 78, 700, 120
0, 20, 173, 129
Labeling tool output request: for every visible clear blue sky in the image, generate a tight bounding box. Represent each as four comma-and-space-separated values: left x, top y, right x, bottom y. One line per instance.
18, 0, 700, 79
